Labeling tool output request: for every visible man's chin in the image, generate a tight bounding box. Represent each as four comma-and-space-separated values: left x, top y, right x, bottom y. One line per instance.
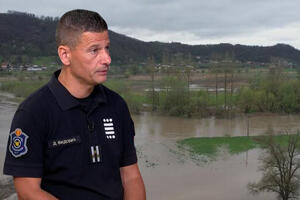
94, 77, 107, 84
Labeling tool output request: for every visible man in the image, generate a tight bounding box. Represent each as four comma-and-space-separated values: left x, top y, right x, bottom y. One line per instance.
3, 9, 146, 200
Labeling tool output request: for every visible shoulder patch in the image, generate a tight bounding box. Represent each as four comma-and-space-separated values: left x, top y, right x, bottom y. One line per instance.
9, 128, 29, 158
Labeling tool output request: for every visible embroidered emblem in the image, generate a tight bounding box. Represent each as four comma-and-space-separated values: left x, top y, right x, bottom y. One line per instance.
9, 128, 29, 158
103, 118, 116, 139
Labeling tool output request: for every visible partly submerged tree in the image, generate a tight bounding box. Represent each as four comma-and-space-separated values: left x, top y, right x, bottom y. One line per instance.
248, 131, 300, 200
145, 56, 159, 111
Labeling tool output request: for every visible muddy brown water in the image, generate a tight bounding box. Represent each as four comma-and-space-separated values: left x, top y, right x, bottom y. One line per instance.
2, 94, 300, 199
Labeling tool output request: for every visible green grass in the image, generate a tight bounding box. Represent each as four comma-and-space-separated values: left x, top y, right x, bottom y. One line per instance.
178, 136, 257, 156
104, 79, 147, 113
0, 70, 55, 100
177, 135, 299, 157
0, 79, 47, 98
32, 56, 57, 66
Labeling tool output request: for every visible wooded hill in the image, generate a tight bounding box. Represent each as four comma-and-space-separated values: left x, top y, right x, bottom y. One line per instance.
1, 11, 300, 67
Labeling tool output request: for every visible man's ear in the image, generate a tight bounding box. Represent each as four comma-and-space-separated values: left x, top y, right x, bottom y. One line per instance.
57, 45, 72, 66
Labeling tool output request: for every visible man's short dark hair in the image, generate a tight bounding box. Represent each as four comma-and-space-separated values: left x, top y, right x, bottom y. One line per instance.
56, 9, 108, 48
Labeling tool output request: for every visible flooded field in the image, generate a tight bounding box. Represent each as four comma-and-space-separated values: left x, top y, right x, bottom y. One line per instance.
133, 112, 300, 140
1, 93, 300, 199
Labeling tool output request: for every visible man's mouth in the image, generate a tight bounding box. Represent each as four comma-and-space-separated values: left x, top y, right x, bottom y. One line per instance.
95, 69, 108, 75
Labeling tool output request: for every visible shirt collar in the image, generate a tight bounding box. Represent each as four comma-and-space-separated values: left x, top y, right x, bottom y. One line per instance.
47, 70, 107, 111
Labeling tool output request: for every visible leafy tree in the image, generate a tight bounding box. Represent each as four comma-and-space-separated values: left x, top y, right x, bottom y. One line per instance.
278, 83, 297, 113
159, 75, 189, 116
236, 87, 255, 113
104, 79, 142, 114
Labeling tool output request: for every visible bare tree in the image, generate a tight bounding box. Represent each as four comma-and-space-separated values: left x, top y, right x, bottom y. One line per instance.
210, 52, 222, 104
222, 51, 236, 112
146, 56, 158, 111
248, 131, 300, 200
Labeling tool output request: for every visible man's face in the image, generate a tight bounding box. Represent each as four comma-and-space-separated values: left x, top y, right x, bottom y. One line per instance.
68, 31, 111, 85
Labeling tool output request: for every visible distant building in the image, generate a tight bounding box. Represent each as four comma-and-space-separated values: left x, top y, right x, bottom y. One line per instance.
27, 65, 46, 71
1, 62, 8, 70
27, 67, 43, 71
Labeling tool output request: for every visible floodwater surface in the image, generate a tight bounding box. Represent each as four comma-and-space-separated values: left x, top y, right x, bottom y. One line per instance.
2, 94, 300, 199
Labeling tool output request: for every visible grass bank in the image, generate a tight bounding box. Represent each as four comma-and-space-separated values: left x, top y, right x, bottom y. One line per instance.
0, 79, 47, 99
177, 135, 298, 157
0, 76, 147, 114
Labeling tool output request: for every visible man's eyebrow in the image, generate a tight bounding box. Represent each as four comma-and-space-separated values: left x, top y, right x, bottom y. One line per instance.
88, 44, 101, 49
88, 42, 110, 49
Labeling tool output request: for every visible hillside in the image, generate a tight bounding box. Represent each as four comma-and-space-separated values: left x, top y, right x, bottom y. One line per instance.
1, 11, 300, 67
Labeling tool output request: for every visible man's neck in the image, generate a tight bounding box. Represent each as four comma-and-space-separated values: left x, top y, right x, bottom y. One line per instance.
58, 67, 94, 98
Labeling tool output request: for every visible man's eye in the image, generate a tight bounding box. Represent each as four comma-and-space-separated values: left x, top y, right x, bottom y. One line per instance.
91, 49, 99, 54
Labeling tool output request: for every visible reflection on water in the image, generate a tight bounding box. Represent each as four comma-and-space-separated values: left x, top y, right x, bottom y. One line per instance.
138, 142, 274, 200
133, 112, 300, 142
1, 96, 299, 199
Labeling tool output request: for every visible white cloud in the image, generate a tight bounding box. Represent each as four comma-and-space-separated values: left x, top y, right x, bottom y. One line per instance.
111, 21, 300, 50
1, 0, 300, 49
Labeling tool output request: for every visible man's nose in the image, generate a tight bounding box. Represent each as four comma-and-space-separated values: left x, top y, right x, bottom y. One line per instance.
100, 50, 111, 65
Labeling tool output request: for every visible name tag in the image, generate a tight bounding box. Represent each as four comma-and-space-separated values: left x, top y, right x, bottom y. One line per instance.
48, 136, 81, 148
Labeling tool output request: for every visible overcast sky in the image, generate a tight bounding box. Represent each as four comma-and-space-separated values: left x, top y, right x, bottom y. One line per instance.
1, 0, 300, 49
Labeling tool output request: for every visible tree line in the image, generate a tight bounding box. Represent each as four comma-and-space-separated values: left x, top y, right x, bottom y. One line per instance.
108, 55, 300, 117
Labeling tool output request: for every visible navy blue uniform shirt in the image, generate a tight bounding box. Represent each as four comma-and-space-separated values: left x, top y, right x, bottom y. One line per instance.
3, 70, 137, 200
